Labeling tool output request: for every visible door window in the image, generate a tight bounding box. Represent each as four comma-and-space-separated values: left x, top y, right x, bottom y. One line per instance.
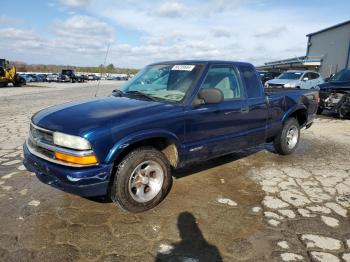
310, 72, 319, 79
303, 73, 312, 80
200, 66, 244, 100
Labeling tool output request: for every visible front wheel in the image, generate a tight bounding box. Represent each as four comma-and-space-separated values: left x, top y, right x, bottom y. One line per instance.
273, 118, 300, 155
109, 147, 172, 212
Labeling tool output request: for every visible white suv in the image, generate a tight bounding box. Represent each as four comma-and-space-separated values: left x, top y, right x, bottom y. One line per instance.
265, 70, 324, 89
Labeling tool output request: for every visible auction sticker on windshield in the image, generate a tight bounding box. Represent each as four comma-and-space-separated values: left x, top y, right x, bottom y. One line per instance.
171, 65, 195, 71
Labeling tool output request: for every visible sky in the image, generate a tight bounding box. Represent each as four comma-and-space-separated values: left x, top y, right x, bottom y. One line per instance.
1, 0, 349, 68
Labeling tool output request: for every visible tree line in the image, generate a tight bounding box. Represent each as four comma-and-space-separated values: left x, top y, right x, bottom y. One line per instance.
10, 61, 139, 75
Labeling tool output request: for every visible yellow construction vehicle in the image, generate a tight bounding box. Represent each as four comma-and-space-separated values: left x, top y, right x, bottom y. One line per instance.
0, 59, 25, 87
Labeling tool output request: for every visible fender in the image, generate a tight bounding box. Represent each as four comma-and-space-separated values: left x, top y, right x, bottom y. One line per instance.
281, 104, 307, 124
105, 129, 181, 163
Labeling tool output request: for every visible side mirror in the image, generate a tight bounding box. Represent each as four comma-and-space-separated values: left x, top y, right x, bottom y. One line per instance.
198, 88, 224, 104
302, 77, 309, 81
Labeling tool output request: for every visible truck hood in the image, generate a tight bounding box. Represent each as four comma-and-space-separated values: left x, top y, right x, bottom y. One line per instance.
267, 79, 299, 86
318, 81, 350, 90
32, 96, 179, 137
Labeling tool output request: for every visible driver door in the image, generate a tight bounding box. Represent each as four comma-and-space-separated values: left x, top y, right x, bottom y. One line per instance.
183, 65, 248, 162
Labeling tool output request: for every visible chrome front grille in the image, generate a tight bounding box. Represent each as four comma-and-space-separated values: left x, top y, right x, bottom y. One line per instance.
30, 124, 54, 145
27, 123, 96, 167
29, 123, 55, 160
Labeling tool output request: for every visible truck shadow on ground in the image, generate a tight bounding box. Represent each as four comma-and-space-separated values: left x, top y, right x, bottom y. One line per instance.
155, 211, 223, 262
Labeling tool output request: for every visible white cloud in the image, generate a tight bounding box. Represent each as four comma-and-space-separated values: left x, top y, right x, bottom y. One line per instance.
100, 0, 334, 67
0, 28, 45, 49
56, 15, 113, 39
0, 15, 115, 65
210, 27, 232, 38
1, 1, 339, 67
254, 26, 287, 38
0, 15, 22, 25
59, 0, 92, 7
154, 2, 187, 17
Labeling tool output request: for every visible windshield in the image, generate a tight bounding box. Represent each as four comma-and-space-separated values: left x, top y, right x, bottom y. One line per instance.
329, 69, 350, 82
277, 72, 303, 80
119, 64, 204, 102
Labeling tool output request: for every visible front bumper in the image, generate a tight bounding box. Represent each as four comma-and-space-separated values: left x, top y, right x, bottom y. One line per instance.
23, 143, 113, 197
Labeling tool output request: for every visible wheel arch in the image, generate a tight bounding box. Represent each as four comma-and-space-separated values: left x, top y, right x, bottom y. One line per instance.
106, 130, 181, 169
282, 106, 308, 128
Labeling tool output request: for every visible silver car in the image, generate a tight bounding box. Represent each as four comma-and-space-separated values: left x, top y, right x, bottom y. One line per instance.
46, 74, 59, 82
265, 70, 324, 89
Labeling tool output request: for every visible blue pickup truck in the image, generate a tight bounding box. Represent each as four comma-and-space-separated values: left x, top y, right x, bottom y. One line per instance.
23, 60, 319, 212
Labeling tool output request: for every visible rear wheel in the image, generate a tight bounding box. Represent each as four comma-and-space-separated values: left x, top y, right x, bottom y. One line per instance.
273, 118, 300, 155
109, 147, 172, 212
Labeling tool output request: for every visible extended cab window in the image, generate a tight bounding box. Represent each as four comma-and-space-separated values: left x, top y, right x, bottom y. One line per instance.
200, 66, 244, 100
239, 65, 263, 98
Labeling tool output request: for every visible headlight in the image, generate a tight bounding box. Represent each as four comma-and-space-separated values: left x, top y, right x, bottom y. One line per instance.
53, 132, 91, 150
264, 82, 269, 88
284, 83, 295, 88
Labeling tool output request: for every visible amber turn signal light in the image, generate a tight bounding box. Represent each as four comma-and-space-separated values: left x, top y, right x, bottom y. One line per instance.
54, 152, 98, 165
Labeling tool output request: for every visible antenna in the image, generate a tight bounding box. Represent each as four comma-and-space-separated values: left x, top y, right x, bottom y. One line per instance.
94, 42, 111, 97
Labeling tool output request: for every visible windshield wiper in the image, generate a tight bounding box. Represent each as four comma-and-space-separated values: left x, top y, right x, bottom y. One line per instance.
125, 91, 157, 101
111, 89, 125, 97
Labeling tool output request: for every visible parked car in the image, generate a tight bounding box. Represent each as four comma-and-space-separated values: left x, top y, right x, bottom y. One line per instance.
61, 69, 84, 83
46, 74, 59, 82
87, 74, 99, 81
58, 74, 70, 82
318, 68, 350, 118
81, 75, 89, 81
36, 74, 47, 82
27, 74, 39, 82
265, 70, 324, 89
23, 60, 319, 212
20, 74, 34, 83
258, 70, 281, 84
18, 75, 27, 85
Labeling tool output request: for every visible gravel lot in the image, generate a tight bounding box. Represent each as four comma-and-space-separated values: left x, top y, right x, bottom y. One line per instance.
0, 81, 350, 262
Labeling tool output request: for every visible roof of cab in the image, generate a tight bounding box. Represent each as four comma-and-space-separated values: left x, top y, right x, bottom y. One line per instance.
149, 60, 253, 67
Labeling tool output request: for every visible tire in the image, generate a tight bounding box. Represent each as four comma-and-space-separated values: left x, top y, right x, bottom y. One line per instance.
109, 147, 172, 212
273, 118, 300, 155
338, 107, 349, 119
14, 80, 22, 87
317, 107, 323, 115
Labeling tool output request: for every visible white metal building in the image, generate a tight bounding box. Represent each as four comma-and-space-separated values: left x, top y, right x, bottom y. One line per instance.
257, 20, 350, 78
306, 20, 350, 77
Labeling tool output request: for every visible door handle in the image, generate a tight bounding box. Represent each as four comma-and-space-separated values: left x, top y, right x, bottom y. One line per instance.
241, 107, 249, 114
